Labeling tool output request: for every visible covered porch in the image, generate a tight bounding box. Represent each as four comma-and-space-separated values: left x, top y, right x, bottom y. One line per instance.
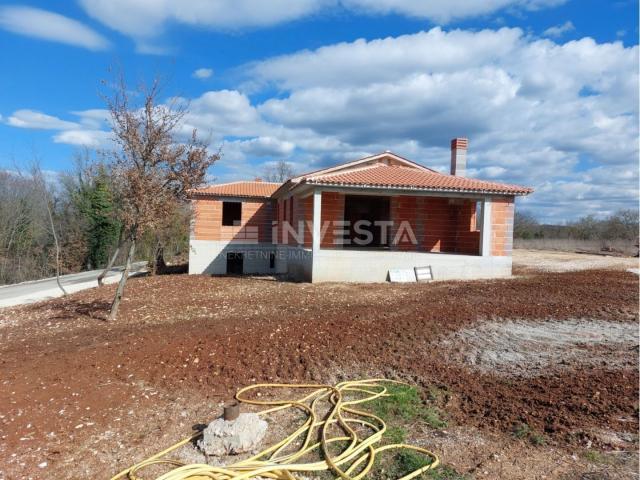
307, 188, 495, 256
281, 187, 513, 282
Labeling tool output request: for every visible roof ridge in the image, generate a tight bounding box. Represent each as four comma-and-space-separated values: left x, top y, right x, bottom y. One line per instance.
309, 163, 383, 179
292, 151, 438, 181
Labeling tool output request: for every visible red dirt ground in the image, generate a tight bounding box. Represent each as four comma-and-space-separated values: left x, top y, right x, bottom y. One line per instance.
0, 268, 637, 479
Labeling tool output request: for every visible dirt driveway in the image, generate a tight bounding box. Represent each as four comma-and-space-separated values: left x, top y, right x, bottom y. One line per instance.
0, 264, 637, 479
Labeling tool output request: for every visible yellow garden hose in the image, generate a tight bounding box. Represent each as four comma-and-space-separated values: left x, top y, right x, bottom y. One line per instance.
111, 379, 440, 480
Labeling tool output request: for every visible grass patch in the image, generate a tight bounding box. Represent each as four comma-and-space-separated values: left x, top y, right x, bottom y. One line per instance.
368, 383, 448, 429
512, 422, 545, 446
582, 450, 611, 464
422, 407, 448, 429
426, 465, 469, 479
513, 422, 531, 439
385, 426, 407, 444
427, 385, 450, 403
371, 452, 467, 480
529, 432, 546, 446
386, 450, 436, 478
365, 383, 453, 479
369, 383, 424, 422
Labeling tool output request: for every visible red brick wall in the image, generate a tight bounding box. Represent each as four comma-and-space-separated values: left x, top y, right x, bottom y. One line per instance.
311, 193, 480, 253
274, 195, 314, 246
301, 196, 313, 248
273, 192, 347, 248
390, 196, 420, 251
320, 192, 345, 248
415, 197, 479, 254
452, 200, 481, 255
192, 197, 273, 243
269, 192, 515, 257
491, 197, 514, 256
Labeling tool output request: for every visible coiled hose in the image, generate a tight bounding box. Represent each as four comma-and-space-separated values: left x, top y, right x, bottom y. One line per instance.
111, 378, 440, 480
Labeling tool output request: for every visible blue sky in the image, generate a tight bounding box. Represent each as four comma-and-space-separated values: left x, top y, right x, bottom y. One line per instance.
0, 0, 638, 222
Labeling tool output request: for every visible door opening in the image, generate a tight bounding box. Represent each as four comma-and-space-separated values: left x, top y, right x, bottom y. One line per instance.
343, 195, 390, 248
226, 252, 244, 275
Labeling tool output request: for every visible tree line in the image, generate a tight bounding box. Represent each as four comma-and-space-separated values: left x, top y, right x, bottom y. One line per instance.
514, 209, 639, 242
0, 156, 191, 287
1, 72, 218, 320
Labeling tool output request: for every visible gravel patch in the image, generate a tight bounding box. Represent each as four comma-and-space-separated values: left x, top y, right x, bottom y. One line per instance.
446, 319, 639, 377
513, 249, 638, 272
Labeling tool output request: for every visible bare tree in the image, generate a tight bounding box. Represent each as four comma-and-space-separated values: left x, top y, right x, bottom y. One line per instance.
264, 159, 295, 182
0, 171, 50, 284
31, 165, 67, 296
97, 226, 123, 287
103, 74, 219, 320
513, 210, 540, 239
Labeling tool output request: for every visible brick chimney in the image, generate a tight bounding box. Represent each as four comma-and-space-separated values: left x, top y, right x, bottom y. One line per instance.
254, 177, 263, 182
450, 138, 468, 176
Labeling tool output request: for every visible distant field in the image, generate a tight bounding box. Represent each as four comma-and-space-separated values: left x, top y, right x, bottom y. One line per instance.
513, 248, 639, 272
515, 238, 637, 256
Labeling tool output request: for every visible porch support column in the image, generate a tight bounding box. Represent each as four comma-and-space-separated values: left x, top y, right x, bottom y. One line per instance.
312, 189, 322, 254
480, 198, 492, 257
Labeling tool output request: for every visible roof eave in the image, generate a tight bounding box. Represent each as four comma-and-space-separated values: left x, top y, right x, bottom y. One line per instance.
188, 192, 274, 200
305, 181, 533, 196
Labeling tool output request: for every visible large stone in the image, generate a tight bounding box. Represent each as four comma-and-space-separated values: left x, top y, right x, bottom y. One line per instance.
197, 413, 268, 456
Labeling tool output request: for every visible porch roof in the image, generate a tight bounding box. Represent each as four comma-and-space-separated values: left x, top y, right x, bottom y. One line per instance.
189, 181, 280, 199
304, 163, 532, 196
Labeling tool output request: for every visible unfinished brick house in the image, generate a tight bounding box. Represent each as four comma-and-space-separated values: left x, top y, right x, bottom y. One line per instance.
189, 138, 532, 282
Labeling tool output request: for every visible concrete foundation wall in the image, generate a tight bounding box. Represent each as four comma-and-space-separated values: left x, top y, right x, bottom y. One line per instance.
311, 248, 511, 283
189, 240, 282, 275
190, 240, 511, 282
281, 246, 312, 282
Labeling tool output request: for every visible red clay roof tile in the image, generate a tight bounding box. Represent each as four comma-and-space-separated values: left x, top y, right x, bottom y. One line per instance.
190, 181, 280, 199
306, 164, 532, 195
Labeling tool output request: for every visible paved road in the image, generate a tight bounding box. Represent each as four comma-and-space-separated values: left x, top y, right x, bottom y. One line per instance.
0, 262, 147, 308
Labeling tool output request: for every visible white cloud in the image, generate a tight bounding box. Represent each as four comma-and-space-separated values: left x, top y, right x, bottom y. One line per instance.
78, 0, 329, 47
343, 0, 567, 23
5, 109, 112, 148
6, 26, 637, 220
72, 109, 111, 129
135, 41, 174, 55
233, 136, 296, 157
543, 20, 575, 38
6, 110, 80, 130
53, 129, 111, 147
0, 5, 109, 50
251, 28, 638, 161
77, 0, 567, 50
193, 68, 214, 79
177, 90, 267, 140
247, 27, 638, 219
249, 27, 523, 90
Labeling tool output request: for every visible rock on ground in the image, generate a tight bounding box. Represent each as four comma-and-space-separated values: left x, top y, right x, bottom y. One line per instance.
198, 413, 268, 456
